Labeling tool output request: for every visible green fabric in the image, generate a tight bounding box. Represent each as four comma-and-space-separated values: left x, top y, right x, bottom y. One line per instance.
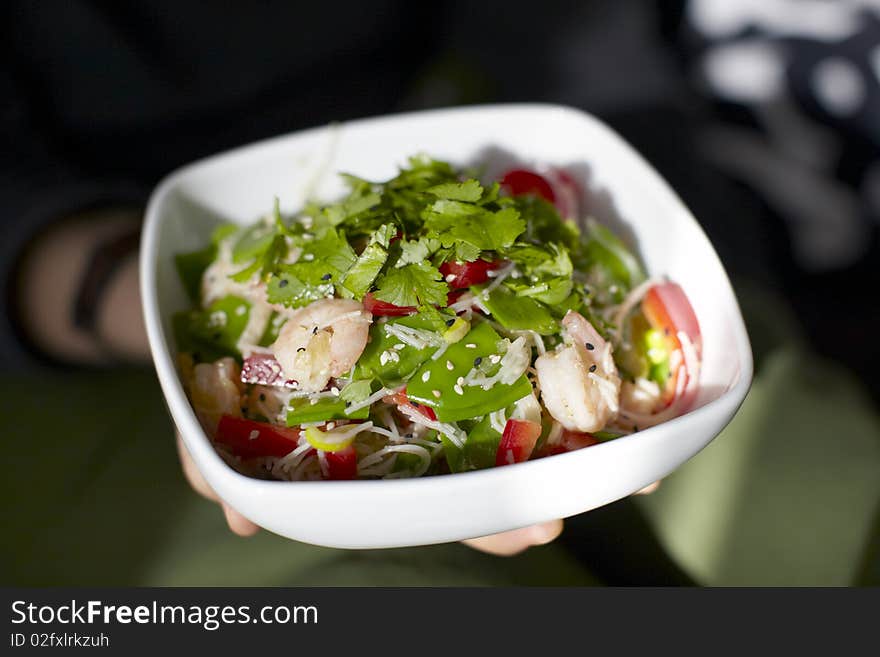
2, 286, 878, 586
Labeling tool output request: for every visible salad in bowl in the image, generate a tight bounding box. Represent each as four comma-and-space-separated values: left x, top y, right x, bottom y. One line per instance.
173, 155, 701, 482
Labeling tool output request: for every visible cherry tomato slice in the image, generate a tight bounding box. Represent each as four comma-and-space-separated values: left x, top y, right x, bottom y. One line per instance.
363, 292, 416, 317
496, 419, 542, 466
320, 444, 358, 480
500, 169, 556, 203
216, 415, 303, 459
439, 259, 504, 289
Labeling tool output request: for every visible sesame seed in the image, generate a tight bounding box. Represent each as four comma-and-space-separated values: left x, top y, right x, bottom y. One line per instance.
473, 356, 482, 367
309, 397, 319, 405
589, 364, 597, 373
456, 376, 464, 385
432, 389, 442, 399
326, 422, 336, 430
465, 343, 477, 349
489, 355, 501, 364
330, 386, 340, 396
303, 253, 315, 261
393, 343, 406, 351
445, 318, 456, 327
585, 342, 595, 351
297, 347, 306, 352
312, 326, 318, 335
421, 371, 431, 383
248, 430, 260, 441
453, 384, 464, 395
446, 360, 454, 371
235, 305, 247, 316
445, 274, 456, 283
321, 273, 332, 280
279, 279, 289, 288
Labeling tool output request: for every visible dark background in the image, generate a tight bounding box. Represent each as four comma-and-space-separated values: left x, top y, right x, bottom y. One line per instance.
1, 0, 878, 586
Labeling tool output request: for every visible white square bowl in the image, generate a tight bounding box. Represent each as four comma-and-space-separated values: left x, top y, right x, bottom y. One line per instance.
140, 104, 752, 549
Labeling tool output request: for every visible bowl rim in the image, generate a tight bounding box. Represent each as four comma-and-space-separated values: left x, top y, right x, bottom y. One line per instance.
140, 102, 754, 498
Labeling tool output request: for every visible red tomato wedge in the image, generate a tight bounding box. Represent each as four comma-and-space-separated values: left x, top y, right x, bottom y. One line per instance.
385, 388, 437, 422
320, 444, 358, 480
641, 282, 701, 409
363, 292, 416, 317
439, 259, 504, 289
496, 419, 542, 466
501, 168, 581, 219
500, 169, 555, 203
215, 415, 303, 459
538, 429, 600, 457
642, 283, 701, 355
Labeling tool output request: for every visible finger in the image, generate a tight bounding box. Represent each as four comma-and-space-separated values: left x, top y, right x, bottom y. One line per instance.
462, 519, 563, 556
222, 503, 260, 537
635, 480, 661, 495
176, 434, 218, 502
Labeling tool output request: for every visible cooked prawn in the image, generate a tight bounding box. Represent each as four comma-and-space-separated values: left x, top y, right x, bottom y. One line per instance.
271, 298, 371, 392
188, 357, 245, 436
535, 310, 621, 432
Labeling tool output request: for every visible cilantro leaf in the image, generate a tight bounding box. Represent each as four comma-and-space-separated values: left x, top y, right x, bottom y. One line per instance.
339, 242, 387, 299
426, 180, 483, 202
266, 272, 334, 307
423, 201, 525, 259
397, 236, 441, 267
374, 261, 448, 308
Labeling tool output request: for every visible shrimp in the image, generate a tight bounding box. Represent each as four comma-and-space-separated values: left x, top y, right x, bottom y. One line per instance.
271, 298, 372, 392
535, 310, 621, 432
188, 357, 245, 436
620, 377, 662, 415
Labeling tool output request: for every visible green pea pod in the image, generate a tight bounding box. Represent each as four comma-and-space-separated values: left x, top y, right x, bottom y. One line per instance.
286, 397, 370, 425
407, 321, 532, 423
442, 415, 502, 473
173, 295, 251, 361
354, 314, 440, 386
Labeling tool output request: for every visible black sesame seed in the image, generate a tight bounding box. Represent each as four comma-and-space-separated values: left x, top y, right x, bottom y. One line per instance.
474, 356, 482, 367
278, 278, 289, 288
445, 318, 456, 327
312, 326, 318, 335
321, 273, 332, 281
585, 342, 595, 351
634, 425, 639, 432
240, 407, 247, 415
411, 401, 420, 407
405, 433, 413, 439
297, 347, 306, 352
259, 393, 266, 402
589, 364, 597, 373
345, 401, 351, 407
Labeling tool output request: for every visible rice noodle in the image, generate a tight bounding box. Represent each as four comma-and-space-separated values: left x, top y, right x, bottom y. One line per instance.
478, 262, 516, 298
396, 403, 466, 448
344, 386, 397, 414
384, 323, 444, 350
610, 277, 664, 342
